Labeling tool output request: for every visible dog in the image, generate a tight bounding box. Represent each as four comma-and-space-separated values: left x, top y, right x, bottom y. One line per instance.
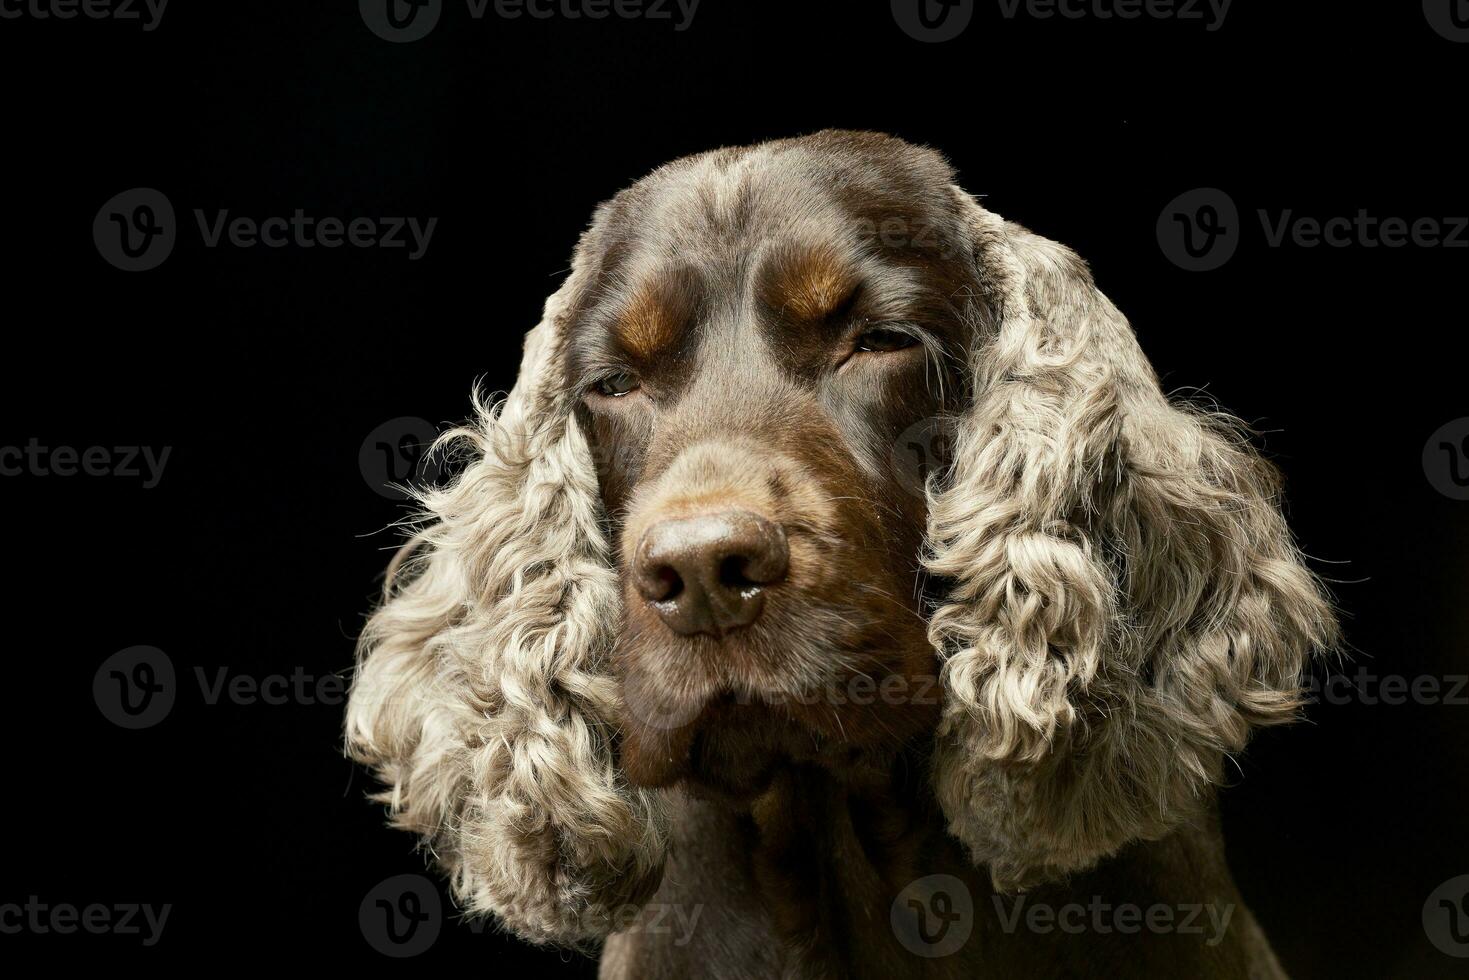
345, 131, 1337, 977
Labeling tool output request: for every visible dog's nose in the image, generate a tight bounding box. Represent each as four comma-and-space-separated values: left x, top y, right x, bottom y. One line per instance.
633, 510, 789, 637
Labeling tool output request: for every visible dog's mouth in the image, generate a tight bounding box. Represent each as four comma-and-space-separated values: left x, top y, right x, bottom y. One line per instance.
618, 671, 940, 800
619, 694, 789, 798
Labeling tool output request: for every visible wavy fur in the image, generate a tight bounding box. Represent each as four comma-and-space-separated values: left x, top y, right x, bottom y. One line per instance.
927, 198, 1338, 891
344, 285, 666, 944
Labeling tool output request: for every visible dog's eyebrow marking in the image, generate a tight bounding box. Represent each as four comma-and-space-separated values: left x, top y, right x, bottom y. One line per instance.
758, 241, 861, 324
612, 266, 703, 359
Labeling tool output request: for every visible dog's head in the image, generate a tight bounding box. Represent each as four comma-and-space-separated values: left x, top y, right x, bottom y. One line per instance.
345, 131, 1337, 944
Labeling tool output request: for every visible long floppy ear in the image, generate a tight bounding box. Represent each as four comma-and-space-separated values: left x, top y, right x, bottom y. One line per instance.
344, 280, 666, 945
928, 193, 1338, 891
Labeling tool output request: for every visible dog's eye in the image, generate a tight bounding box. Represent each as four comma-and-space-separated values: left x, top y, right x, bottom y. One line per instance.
854, 328, 919, 354
593, 371, 641, 398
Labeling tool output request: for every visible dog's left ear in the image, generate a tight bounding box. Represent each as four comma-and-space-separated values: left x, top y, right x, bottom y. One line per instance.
928, 191, 1338, 891
344, 274, 667, 945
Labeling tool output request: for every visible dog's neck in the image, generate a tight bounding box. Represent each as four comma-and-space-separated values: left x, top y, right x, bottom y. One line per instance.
747, 756, 943, 954
612, 751, 1266, 980
675, 742, 985, 977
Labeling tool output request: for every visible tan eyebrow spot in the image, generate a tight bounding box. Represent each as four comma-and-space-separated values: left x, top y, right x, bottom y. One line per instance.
764, 242, 860, 322
613, 270, 698, 358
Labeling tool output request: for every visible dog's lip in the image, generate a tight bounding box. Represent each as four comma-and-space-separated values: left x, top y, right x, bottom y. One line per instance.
619, 719, 698, 788
618, 692, 746, 789
619, 695, 794, 797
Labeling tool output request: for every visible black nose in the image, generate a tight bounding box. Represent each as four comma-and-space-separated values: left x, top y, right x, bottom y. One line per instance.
633, 510, 789, 637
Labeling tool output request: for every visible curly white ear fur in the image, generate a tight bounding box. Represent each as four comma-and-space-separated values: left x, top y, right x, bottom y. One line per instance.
928, 194, 1338, 891
344, 283, 667, 945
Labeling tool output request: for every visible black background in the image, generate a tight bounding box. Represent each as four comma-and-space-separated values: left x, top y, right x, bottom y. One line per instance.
2, 1, 1466, 975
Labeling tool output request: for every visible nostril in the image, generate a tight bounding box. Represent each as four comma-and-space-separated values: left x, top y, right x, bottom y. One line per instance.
655, 566, 684, 602
718, 555, 755, 590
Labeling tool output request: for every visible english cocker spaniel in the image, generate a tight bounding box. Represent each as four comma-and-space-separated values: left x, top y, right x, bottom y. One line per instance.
345, 131, 1336, 978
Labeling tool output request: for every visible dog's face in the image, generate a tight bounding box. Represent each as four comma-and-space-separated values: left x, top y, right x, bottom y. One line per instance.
563, 140, 977, 794
345, 131, 1336, 944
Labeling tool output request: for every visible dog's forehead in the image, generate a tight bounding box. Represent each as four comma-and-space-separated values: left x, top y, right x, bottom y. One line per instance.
603, 132, 957, 257
571, 132, 967, 355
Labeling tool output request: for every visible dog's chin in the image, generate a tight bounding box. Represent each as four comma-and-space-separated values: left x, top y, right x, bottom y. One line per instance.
619, 698, 859, 803
616, 659, 941, 803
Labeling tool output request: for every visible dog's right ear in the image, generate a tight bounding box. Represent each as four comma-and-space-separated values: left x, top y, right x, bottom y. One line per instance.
344, 277, 667, 945
927, 191, 1337, 891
